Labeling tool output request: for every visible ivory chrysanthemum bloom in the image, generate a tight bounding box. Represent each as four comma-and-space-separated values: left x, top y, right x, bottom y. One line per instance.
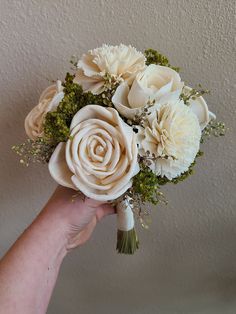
137, 96, 201, 179
49, 105, 139, 201
74, 44, 146, 94
24, 81, 64, 140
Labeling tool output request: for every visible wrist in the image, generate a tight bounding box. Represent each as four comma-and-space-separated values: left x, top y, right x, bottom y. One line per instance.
35, 205, 70, 258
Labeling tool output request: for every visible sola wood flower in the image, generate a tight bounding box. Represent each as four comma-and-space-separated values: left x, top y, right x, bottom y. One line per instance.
74, 44, 146, 94
14, 44, 224, 255
24, 81, 64, 140
112, 64, 183, 120
137, 95, 201, 179
48, 105, 139, 201
112, 65, 214, 131
183, 86, 216, 130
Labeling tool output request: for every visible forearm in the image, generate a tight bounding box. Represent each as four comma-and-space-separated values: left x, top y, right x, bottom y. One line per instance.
0, 206, 68, 314
0, 186, 114, 314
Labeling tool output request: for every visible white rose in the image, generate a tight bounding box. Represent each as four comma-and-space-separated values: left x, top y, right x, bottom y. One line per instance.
137, 95, 201, 180
49, 105, 139, 201
25, 81, 64, 140
112, 64, 184, 120
74, 44, 146, 95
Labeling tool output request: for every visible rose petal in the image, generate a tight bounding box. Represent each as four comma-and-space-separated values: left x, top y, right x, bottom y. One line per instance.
48, 142, 75, 189
128, 79, 150, 108
70, 105, 115, 130
47, 91, 64, 112
71, 174, 133, 201
39, 84, 57, 103
184, 86, 211, 130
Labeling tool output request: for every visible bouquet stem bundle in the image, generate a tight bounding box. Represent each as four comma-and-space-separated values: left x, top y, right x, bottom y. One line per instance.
116, 229, 139, 254
116, 199, 139, 254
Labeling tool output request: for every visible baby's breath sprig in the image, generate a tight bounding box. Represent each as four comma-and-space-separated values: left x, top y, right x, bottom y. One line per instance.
201, 120, 226, 143
129, 100, 155, 126
125, 191, 151, 229
125, 179, 167, 229
139, 151, 178, 170
69, 55, 79, 68
180, 85, 210, 105
103, 73, 122, 92
139, 150, 156, 168
101, 73, 121, 107
12, 138, 56, 166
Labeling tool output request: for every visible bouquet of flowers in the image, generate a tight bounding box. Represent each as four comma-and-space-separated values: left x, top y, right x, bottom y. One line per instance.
13, 44, 225, 254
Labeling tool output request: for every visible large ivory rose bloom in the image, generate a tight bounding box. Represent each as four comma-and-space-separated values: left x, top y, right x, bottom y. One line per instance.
137, 95, 201, 180
25, 81, 64, 140
74, 44, 146, 95
49, 105, 139, 201
112, 64, 184, 120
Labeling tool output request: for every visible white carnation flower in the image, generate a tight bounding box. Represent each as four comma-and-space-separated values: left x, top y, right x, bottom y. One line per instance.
74, 44, 146, 94
137, 96, 201, 179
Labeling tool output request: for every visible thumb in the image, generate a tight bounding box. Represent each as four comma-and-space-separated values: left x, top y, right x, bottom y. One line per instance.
95, 203, 116, 221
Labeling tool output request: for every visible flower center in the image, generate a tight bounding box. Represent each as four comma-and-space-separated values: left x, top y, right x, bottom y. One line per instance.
95, 144, 105, 156
156, 129, 169, 156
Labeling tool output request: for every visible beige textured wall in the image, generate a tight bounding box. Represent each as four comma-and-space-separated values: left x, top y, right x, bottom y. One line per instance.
0, 1, 236, 313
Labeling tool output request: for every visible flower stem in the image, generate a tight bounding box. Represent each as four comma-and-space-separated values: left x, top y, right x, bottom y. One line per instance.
116, 228, 139, 254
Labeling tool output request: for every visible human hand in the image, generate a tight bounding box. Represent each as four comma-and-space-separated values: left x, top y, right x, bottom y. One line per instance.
0, 186, 115, 314
42, 186, 115, 250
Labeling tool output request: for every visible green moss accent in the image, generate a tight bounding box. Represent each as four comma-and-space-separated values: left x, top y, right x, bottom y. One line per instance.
144, 49, 180, 72
43, 73, 105, 144
132, 166, 161, 205
133, 152, 203, 204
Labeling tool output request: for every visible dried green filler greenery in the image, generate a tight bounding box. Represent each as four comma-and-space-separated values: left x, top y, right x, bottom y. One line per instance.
44, 73, 119, 144
43, 73, 105, 144
144, 48, 180, 72
201, 120, 226, 143
132, 165, 164, 205
157, 151, 204, 186
12, 138, 56, 166
180, 85, 210, 105
131, 151, 204, 205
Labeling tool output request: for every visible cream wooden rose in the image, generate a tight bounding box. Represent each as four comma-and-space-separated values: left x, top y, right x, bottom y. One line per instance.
112, 64, 183, 120
74, 44, 146, 95
24, 81, 64, 140
49, 105, 139, 201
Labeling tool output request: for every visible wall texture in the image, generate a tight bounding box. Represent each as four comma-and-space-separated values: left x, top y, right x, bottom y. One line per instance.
0, 0, 236, 313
